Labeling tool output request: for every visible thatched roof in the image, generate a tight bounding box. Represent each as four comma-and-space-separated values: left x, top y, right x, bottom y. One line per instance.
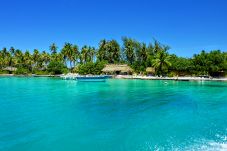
146, 67, 155, 73
3, 67, 17, 71
102, 64, 133, 73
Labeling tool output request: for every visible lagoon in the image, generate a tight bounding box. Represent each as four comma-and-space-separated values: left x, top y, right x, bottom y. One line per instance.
0, 77, 227, 150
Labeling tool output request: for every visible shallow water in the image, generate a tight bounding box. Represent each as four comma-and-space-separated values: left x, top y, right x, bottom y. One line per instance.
0, 77, 227, 151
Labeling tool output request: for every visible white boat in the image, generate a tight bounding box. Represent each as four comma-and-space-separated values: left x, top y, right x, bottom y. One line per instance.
61, 74, 111, 82
75, 75, 111, 82
61, 73, 78, 80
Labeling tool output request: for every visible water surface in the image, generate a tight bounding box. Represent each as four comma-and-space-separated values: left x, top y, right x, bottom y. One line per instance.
0, 77, 227, 151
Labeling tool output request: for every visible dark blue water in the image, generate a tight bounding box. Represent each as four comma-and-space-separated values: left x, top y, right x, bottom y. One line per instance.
0, 77, 227, 150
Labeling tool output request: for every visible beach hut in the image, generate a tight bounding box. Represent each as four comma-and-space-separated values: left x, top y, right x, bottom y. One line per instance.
102, 64, 133, 75
146, 67, 155, 76
3, 67, 17, 74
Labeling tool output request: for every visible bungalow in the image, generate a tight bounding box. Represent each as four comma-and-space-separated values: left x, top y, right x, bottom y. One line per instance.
102, 64, 133, 75
146, 67, 155, 76
3, 67, 17, 74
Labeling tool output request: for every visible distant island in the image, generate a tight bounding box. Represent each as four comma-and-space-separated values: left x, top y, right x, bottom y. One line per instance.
0, 37, 226, 78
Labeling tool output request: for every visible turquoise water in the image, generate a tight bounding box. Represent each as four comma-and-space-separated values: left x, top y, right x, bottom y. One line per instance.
0, 77, 227, 151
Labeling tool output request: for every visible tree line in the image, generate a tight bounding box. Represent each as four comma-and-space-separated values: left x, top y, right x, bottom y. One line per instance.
0, 37, 226, 76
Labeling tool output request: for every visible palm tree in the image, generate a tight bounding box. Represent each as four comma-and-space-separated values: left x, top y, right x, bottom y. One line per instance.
0, 51, 3, 68
72, 45, 79, 66
3, 52, 11, 68
56, 53, 64, 63
108, 40, 120, 63
14, 49, 24, 67
50, 43, 58, 54
62, 43, 75, 69
81, 45, 89, 64
9, 47, 15, 56
88, 46, 95, 63
153, 40, 162, 54
33, 49, 40, 69
122, 37, 136, 65
152, 50, 171, 76
24, 51, 33, 71
153, 40, 170, 54
97, 39, 107, 61
2, 47, 7, 56
40, 51, 51, 69
137, 43, 147, 63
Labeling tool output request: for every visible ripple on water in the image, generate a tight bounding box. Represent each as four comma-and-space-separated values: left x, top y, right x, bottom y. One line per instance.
0, 78, 227, 151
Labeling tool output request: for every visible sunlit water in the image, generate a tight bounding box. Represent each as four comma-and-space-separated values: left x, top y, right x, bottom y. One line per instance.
0, 77, 227, 151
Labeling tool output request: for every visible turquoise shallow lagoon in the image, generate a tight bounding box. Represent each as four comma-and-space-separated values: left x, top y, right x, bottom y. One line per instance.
0, 77, 227, 151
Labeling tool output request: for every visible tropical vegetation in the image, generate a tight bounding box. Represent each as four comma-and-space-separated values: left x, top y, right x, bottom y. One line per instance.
0, 38, 226, 77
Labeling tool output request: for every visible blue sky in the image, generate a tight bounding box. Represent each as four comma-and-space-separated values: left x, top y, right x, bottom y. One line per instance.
0, 0, 227, 57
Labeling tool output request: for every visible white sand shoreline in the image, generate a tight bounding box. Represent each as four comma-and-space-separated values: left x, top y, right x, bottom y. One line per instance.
114, 75, 227, 81
0, 74, 227, 81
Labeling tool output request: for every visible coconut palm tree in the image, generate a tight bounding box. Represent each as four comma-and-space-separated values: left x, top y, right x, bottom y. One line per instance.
9, 47, 15, 56
62, 43, 75, 69
24, 50, 33, 71
81, 45, 89, 64
72, 44, 79, 66
97, 39, 108, 61
152, 50, 172, 76
153, 40, 162, 54
0, 48, 11, 67
50, 43, 58, 54
137, 43, 147, 63
88, 46, 95, 63
33, 49, 40, 69
122, 37, 137, 65
40, 51, 51, 69
14, 49, 24, 67
108, 40, 120, 63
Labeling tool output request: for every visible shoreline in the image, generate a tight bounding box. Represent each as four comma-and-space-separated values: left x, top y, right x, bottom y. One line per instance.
114, 75, 227, 81
0, 74, 62, 77
0, 74, 227, 81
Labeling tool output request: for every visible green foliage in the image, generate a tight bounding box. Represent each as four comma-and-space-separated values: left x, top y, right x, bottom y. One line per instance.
14, 68, 30, 75
131, 61, 146, 74
152, 50, 172, 76
0, 39, 227, 77
122, 37, 138, 65
33, 70, 49, 75
97, 39, 120, 63
169, 55, 193, 76
0, 70, 9, 74
192, 50, 226, 76
80, 45, 95, 64
47, 61, 67, 75
167, 72, 177, 77
75, 61, 107, 75
50, 43, 58, 54
61, 43, 80, 69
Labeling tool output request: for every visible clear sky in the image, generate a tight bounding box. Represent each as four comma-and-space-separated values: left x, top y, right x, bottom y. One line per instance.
0, 0, 226, 57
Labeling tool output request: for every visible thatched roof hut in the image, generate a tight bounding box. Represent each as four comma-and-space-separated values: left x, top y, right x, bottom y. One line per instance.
3, 67, 17, 72
102, 64, 133, 75
146, 67, 155, 75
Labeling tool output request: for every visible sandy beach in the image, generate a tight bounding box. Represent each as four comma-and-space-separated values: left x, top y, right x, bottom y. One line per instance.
114, 75, 227, 81
1, 74, 227, 81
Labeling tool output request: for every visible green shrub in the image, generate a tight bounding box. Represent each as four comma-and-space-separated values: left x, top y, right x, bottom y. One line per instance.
75, 61, 107, 75
0, 70, 10, 74
14, 68, 30, 75
47, 61, 67, 75
168, 72, 177, 77
33, 70, 49, 75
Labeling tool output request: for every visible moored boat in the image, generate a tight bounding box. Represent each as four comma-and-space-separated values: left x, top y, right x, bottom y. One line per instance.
75, 75, 111, 82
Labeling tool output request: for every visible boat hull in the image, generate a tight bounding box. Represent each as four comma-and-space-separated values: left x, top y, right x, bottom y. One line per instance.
76, 76, 110, 82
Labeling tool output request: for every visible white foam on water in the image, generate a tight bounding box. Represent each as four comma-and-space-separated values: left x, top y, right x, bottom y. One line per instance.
136, 136, 227, 151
